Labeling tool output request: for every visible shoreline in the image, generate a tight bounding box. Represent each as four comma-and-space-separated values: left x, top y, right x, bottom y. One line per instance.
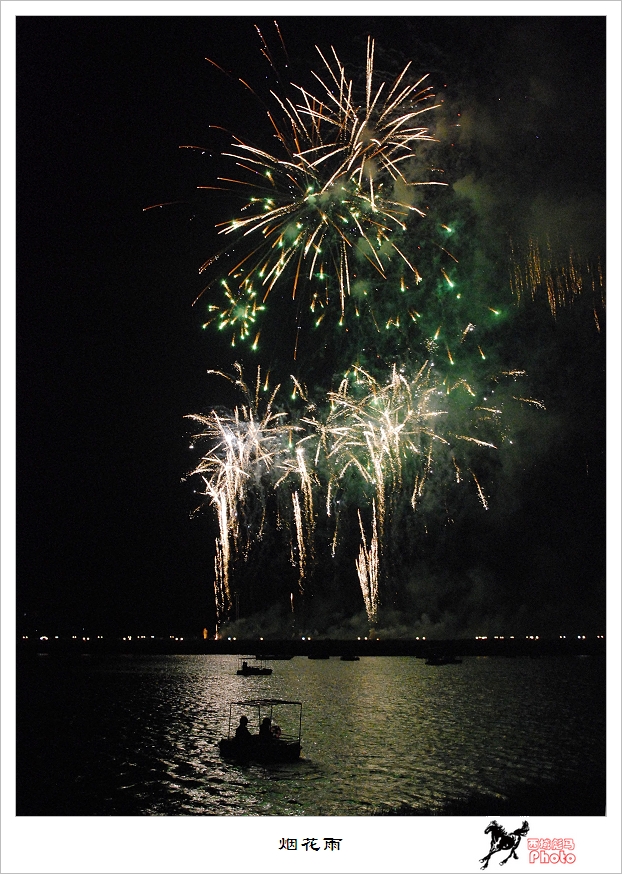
17, 635, 605, 658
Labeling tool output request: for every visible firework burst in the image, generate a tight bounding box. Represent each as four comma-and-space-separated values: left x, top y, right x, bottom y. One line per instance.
196, 35, 446, 351
186, 357, 542, 624
185, 365, 317, 621
178, 31, 553, 631
321, 363, 442, 532
301, 361, 540, 619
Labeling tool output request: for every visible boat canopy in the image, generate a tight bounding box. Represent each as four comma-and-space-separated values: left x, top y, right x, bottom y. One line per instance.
225, 698, 302, 743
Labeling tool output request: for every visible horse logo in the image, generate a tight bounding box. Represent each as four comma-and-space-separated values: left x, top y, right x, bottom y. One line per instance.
480, 820, 530, 869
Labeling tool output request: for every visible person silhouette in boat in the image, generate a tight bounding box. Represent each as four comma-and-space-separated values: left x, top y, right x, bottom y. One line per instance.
235, 715, 252, 744
259, 716, 274, 741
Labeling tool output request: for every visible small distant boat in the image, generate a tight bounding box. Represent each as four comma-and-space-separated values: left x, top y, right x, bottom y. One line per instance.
219, 698, 303, 763
340, 654, 360, 661
237, 657, 272, 676
425, 653, 462, 666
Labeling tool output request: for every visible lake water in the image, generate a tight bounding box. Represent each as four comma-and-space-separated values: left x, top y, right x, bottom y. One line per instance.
16, 652, 605, 816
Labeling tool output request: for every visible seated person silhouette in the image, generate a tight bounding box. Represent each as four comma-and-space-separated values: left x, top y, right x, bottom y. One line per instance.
235, 715, 252, 743
259, 716, 273, 741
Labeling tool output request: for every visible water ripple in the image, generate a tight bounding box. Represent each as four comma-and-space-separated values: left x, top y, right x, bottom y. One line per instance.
17, 653, 604, 815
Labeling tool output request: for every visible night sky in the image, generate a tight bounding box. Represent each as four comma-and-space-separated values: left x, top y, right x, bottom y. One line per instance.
15, 14, 609, 639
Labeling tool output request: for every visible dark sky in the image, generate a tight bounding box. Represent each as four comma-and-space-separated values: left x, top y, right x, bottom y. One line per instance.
15, 14, 608, 637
